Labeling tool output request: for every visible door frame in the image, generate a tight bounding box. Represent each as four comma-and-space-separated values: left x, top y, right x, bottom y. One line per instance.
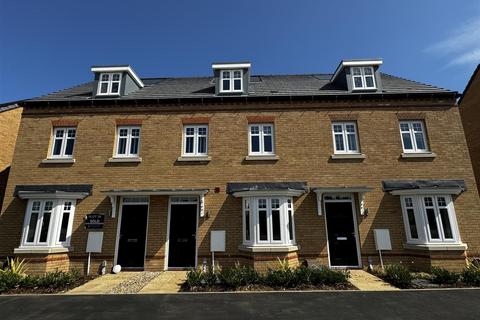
323, 193, 362, 268
113, 196, 150, 268
164, 196, 199, 270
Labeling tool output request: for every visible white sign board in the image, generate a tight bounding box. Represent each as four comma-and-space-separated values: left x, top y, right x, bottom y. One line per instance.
374, 229, 392, 251
86, 231, 104, 253
210, 230, 225, 252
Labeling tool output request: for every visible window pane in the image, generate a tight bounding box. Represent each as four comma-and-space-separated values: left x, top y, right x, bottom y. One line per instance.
365, 76, 374, 88
345, 124, 355, 133
354, 77, 363, 88
198, 136, 207, 154
26, 212, 39, 243
233, 71, 241, 78
245, 211, 250, 241
53, 139, 63, 156
426, 208, 440, 239
250, 126, 259, 134
412, 123, 423, 132
130, 137, 139, 154
439, 208, 453, 239
272, 209, 281, 241
186, 127, 195, 135
119, 129, 128, 136
65, 139, 75, 156
198, 127, 207, 136
407, 208, 418, 239
112, 74, 120, 81
333, 124, 343, 133
222, 79, 230, 91
100, 83, 108, 93
67, 129, 76, 138
347, 134, 357, 151
259, 210, 268, 241
402, 133, 413, 150
263, 126, 272, 134
364, 67, 373, 75
352, 67, 361, 75
55, 129, 64, 138
263, 135, 272, 152
118, 137, 127, 155
251, 136, 260, 152
39, 211, 51, 243
59, 211, 70, 242
335, 134, 345, 151
222, 71, 230, 78
288, 210, 293, 241
234, 79, 242, 90
101, 74, 109, 81
131, 128, 140, 137
400, 123, 410, 132
111, 82, 119, 93
414, 133, 426, 150
185, 136, 194, 153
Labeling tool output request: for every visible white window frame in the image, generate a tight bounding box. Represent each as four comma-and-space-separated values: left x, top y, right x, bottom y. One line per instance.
182, 125, 209, 157
242, 197, 295, 246
400, 195, 460, 245
351, 66, 376, 90
331, 122, 360, 154
115, 126, 141, 158
97, 73, 122, 96
20, 199, 76, 248
248, 123, 275, 156
399, 120, 429, 153
220, 69, 243, 93
50, 127, 76, 159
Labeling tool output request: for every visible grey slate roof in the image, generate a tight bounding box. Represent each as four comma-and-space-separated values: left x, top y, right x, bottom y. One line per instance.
26, 73, 454, 102
14, 184, 93, 197
382, 180, 466, 192
226, 182, 308, 194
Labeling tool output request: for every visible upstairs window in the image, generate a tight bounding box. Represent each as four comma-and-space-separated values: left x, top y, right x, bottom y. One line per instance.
332, 122, 360, 154
220, 70, 243, 93
249, 124, 275, 156
98, 73, 121, 95
21, 199, 76, 248
115, 126, 141, 158
351, 67, 376, 90
399, 121, 429, 153
51, 127, 76, 158
183, 125, 208, 157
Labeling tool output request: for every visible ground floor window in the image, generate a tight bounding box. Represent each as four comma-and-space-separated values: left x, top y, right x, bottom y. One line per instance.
400, 195, 460, 244
20, 199, 76, 248
242, 197, 295, 246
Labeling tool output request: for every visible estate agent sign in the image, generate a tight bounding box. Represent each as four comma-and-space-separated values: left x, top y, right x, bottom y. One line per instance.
84, 214, 105, 229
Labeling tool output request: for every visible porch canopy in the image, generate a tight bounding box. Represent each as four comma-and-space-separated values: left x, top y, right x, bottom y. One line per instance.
226, 182, 308, 197
382, 180, 466, 195
312, 186, 373, 215
102, 188, 209, 217
15, 184, 92, 200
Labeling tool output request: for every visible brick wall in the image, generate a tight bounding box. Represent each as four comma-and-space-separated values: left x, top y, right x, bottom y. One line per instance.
460, 67, 480, 194
1, 100, 480, 273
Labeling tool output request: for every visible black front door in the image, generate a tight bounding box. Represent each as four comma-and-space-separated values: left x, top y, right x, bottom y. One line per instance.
168, 204, 197, 268
325, 201, 359, 267
117, 204, 148, 268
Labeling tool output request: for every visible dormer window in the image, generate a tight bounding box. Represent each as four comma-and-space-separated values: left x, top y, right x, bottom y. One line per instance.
352, 66, 376, 90
221, 70, 243, 92
98, 73, 121, 95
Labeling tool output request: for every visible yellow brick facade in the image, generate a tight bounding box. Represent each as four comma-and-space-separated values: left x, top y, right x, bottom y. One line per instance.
1, 99, 480, 274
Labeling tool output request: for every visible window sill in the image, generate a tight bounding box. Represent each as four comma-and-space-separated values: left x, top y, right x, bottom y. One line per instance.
41, 158, 75, 164
14, 247, 72, 254
238, 244, 299, 253
108, 157, 142, 163
177, 156, 211, 162
403, 243, 467, 251
331, 153, 365, 160
244, 155, 279, 161
401, 152, 436, 159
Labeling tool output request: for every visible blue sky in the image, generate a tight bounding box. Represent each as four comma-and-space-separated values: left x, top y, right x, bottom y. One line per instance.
1, 0, 479, 103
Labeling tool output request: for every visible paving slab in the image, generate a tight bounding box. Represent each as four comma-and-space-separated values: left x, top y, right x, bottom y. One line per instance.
139, 271, 187, 293
66, 272, 141, 295
349, 269, 399, 291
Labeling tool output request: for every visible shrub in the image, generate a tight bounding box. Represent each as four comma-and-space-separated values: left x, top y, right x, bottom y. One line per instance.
0, 271, 22, 293
310, 266, 350, 286
185, 267, 217, 288
462, 264, 480, 287
1, 257, 29, 275
263, 268, 298, 288
35, 269, 80, 289
430, 267, 459, 285
383, 264, 413, 288
218, 263, 260, 289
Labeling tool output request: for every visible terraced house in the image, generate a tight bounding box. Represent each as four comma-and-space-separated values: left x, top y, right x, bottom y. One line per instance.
1, 59, 479, 275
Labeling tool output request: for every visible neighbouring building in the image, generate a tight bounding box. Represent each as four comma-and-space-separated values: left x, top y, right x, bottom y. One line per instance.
1, 60, 479, 275
0, 103, 22, 212
460, 64, 480, 194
